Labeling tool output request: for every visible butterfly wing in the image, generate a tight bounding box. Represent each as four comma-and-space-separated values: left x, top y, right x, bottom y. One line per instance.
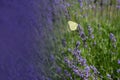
68, 21, 78, 31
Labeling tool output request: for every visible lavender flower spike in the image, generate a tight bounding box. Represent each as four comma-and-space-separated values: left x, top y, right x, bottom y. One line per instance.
87, 25, 94, 39
109, 33, 116, 48
110, 33, 116, 42
78, 0, 83, 7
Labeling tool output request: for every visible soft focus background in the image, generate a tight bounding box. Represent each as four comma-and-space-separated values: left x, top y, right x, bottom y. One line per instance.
0, 0, 66, 80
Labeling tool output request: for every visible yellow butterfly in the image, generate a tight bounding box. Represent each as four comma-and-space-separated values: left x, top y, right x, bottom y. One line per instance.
68, 21, 78, 31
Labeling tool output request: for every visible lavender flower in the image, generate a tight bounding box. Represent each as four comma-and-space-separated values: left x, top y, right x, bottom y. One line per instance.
64, 57, 70, 63
116, 5, 120, 9
80, 31, 86, 41
50, 54, 55, 62
118, 60, 120, 64
76, 49, 81, 56
87, 25, 94, 39
64, 70, 73, 80
110, 33, 116, 42
78, 24, 87, 47
65, 2, 71, 7
117, 0, 120, 3
109, 33, 116, 48
78, 0, 83, 7
84, 66, 90, 78
56, 67, 62, 74
90, 65, 99, 74
78, 57, 87, 66
116, 0, 120, 8
64, 57, 73, 68
53, 0, 60, 4
117, 69, 120, 73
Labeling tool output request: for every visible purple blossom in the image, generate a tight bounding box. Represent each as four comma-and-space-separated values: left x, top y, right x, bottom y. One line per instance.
90, 65, 99, 74
73, 67, 84, 78
78, 58, 87, 66
50, 54, 55, 62
78, 0, 83, 7
64, 58, 73, 68
87, 25, 94, 39
56, 67, 62, 74
78, 24, 87, 47
118, 60, 120, 64
109, 33, 116, 48
110, 33, 116, 42
91, 35, 94, 39
117, 69, 120, 73
64, 70, 73, 80
65, 3, 71, 7
64, 57, 70, 63
54, 0, 60, 4
78, 24, 84, 33
72, 48, 81, 57
84, 66, 90, 78
116, 5, 120, 9
117, 0, 120, 3
80, 31, 86, 41
77, 49, 81, 56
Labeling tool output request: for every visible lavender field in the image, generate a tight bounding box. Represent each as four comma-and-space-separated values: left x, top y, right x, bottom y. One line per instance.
50, 0, 120, 80
1, 0, 120, 80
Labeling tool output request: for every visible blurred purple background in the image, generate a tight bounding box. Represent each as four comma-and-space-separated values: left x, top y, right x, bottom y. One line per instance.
0, 0, 58, 80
